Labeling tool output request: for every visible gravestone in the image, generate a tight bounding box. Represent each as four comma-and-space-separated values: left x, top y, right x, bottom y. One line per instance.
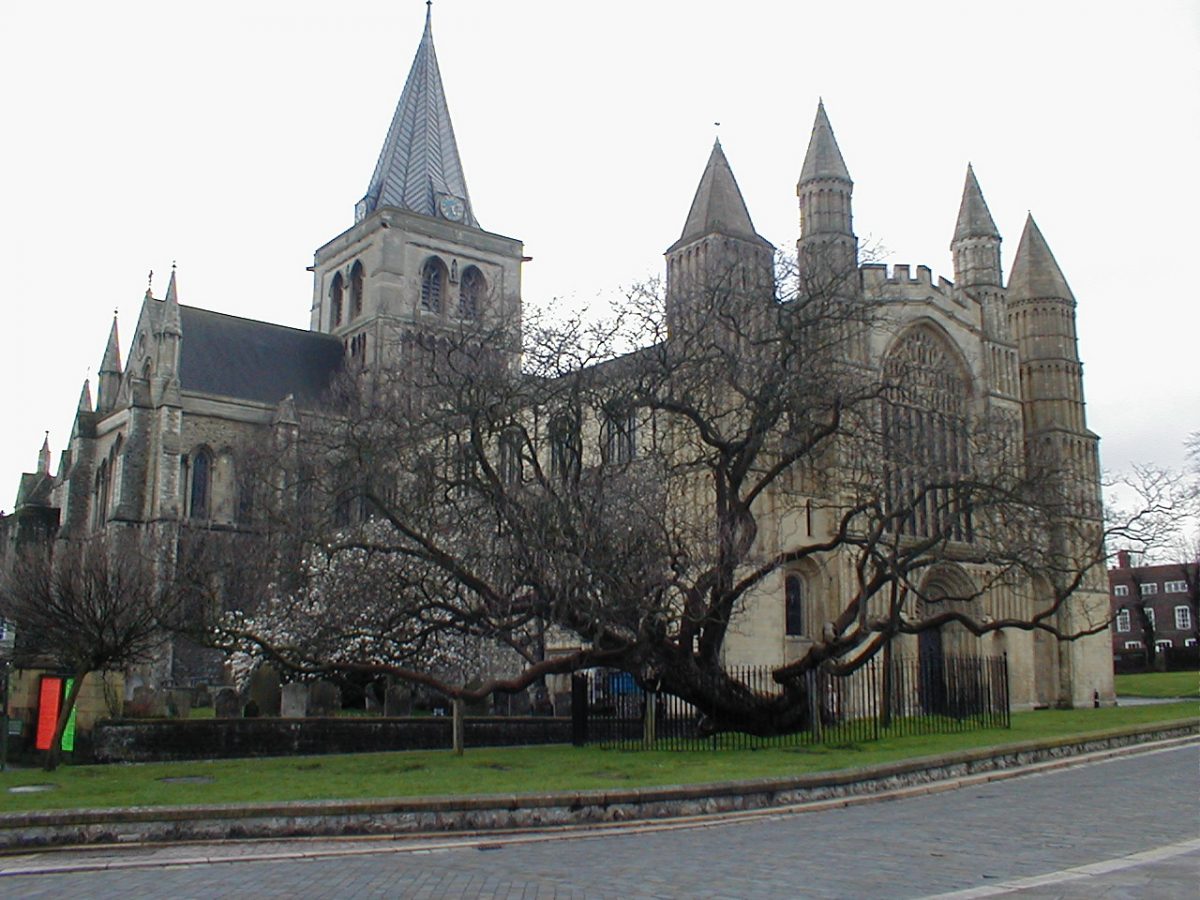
243, 699, 261, 718
166, 690, 193, 719
125, 686, 167, 718
364, 681, 383, 714
246, 664, 281, 717
384, 684, 413, 717
214, 688, 240, 718
281, 682, 308, 718
308, 680, 341, 717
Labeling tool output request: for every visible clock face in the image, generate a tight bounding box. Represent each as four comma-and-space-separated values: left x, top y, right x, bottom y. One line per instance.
438, 194, 466, 222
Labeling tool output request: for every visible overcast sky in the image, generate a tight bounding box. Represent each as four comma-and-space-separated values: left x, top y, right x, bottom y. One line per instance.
2, 0, 1197, 510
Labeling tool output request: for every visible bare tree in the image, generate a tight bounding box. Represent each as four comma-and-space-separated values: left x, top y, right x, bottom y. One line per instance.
200, 251, 1155, 734
0, 538, 179, 769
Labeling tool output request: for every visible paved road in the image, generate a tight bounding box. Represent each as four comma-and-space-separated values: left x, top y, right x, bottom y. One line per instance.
3, 743, 1197, 899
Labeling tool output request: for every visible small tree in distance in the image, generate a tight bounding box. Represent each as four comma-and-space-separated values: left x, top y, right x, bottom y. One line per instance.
0, 539, 177, 770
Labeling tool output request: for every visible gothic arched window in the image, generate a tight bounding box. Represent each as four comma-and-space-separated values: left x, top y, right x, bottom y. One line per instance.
548, 413, 580, 482
189, 448, 212, 520
459, 266, 485, 320
350, 261, 365, 318
93, 460, 110, 530
882, 326, 972, 540
602, 406, 637, 465
499, 429, 523, 485
330, 272, 344, 327
420, 257, 447, 313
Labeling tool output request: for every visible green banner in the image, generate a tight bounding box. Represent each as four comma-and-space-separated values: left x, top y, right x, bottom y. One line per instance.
60, 678, 77, 752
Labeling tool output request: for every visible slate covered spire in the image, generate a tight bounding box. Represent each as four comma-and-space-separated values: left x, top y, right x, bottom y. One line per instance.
37, 433, 51, 476
78, 378, 92, 413
356, 4, 477, 227
1007, 214, 1075, 304
673, 140, 767, 249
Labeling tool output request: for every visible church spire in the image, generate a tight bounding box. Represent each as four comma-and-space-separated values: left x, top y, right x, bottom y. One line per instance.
951, 164, 1002, 288
97, 312, 123, 413
37, 432, 51, 476
672, 140, 766, 249
1007, 214, 1075, 304
799, 100, 851, 185
356, 4, 476, 227
78, 378, 93, 413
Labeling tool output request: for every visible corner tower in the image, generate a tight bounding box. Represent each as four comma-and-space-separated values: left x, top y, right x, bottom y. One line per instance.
311, 5, 524, 374
665, 140, 774, 339
797, 102, 857, 286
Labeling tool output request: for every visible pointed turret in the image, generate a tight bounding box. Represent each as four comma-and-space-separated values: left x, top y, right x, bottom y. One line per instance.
78, 378, 93, 413
673, 140, 764, 248
356, 4, 476, 227
799, 101, 852, 185
1007, 215, 1075, 305
797, 101, 857, 281
664, 140, 774, 339
97, 313, 123, 413
951, 165, 1002, 289
37, 433, 51, 476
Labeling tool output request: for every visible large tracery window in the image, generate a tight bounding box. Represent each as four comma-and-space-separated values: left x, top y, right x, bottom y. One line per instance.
459, 266, 485, 320
882, 326, 973, 541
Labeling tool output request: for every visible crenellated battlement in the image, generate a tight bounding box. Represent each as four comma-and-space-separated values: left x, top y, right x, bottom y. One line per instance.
861, 263, 959, 298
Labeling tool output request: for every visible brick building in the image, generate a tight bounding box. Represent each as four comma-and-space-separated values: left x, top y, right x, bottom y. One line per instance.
1108, 550, 1199, 664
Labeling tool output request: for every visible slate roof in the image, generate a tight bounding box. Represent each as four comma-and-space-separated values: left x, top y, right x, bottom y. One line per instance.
1007, 215, 1075, 303
178, 306, 344, 406
799, 101, 851, 184
357, 6, 477, 226
953, 164, 1001, 242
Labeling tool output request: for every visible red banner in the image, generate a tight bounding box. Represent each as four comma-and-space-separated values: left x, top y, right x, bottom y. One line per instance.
35, 676, 63, 751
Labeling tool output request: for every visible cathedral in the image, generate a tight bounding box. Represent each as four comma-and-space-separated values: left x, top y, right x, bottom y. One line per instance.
1, 8, 1114, 710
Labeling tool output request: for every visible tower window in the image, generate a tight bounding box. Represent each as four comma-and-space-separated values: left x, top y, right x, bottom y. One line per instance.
330, 272, 344, 327
189, 448, 212, 520
350, 261, 365, 318
421, 257, 447, 313
499, 429, 523, 485
459, 266, 485, 320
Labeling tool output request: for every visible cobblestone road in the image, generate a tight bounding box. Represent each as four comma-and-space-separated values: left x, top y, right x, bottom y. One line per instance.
3, 743, 1197, 898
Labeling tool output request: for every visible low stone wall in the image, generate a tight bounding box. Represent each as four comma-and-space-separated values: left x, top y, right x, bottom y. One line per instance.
4, 720, 1194, 850
92, 716, 571, 763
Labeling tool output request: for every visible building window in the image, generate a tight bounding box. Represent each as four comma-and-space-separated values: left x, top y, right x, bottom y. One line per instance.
1186, 638, 1197, 648
1164, 580, 1187, 594
603, 407, 637, 465
1112, 584, 1129, 597
189, 448, 212, 520
499, 429, 523, 485
785, 574, 804, 637
330, 272, 344, 327
1144, 608, 1156, 629
1175, 606, 1192, 630
1139, 582, 1158, 595
420, 257, 447, 313
1123, 641, 1142, 650
93, 460, 110, 529
1155, 639, 1172, 653
1115, 609, 1131, 633
549, 414, 580, 482
459, 266, 484, 320
350, 261, 365, 318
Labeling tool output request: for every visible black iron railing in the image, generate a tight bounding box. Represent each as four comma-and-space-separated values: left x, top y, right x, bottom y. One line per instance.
572, 653, 1009, 750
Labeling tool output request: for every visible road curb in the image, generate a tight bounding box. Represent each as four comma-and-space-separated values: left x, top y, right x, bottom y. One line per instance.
1, 719, 1195, 854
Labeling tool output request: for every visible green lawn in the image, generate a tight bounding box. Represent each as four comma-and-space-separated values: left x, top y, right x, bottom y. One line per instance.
1114, 670, 1200, 699
1, 702, 1194, 814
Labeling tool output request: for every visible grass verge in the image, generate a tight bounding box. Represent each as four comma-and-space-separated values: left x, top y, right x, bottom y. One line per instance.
1, 701, 1195, 814
1114, 670, 1199, 699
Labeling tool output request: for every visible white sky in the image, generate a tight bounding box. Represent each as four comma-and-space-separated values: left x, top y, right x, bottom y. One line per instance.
2, 0, 1198, 510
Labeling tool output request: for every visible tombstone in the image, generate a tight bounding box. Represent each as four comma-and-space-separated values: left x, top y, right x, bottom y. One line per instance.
126, 685, 168, 718
308, 680, 341, 717
281, 683, 308, 718
214, 688, 240, 718
166, 689, 193, 719
364, 681, 383, 714
246, 663, 282, 717
384, 684, 413, 717
243, 699, 261, 718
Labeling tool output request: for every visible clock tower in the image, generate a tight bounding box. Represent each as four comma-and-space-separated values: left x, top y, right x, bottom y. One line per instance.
311, 4, 524, 375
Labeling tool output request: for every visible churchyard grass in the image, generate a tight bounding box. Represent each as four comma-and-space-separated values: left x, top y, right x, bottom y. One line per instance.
1, 701, 1194, 813
1114, 670, 1200, 698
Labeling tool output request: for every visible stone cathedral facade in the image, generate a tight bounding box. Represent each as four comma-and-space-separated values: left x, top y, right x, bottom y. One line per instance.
1, 9, 1113, 708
